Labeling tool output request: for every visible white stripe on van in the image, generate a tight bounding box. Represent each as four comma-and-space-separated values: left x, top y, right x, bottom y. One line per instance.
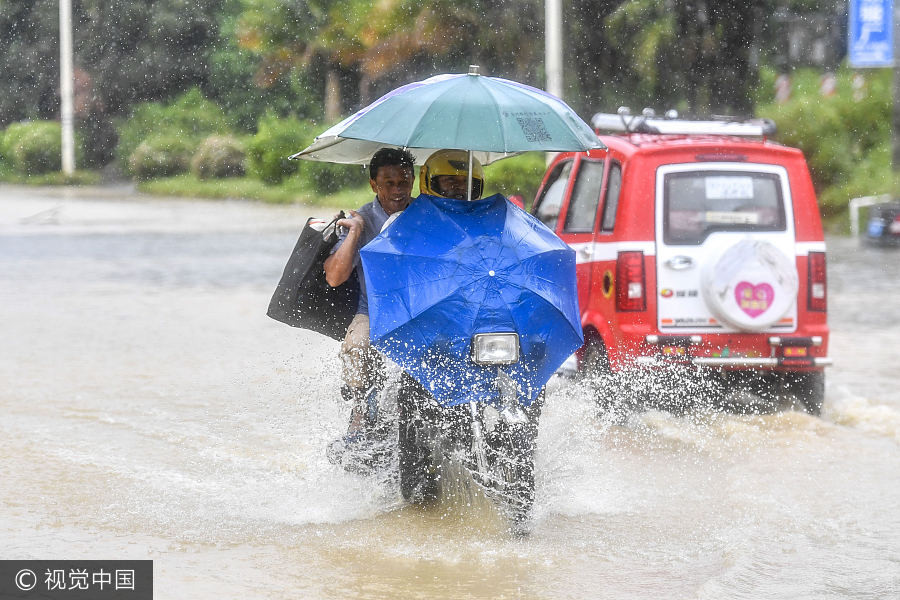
569, 240, 825, 264
568, 241, 656, 264
794, 241, 827, 255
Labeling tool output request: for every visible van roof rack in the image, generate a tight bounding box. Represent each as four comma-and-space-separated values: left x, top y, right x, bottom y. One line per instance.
591, 108, 776, 138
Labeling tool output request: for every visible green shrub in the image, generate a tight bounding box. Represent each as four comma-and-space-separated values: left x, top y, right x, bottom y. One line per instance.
817, 142, 898, 223
483, 152, 548, 206
247, 114, 313, 184
2, 121, 62, 175
247, 114, 363, 191
756, 66, 893, 216
191, 135, 246, 179
116, 88, 230, 174
128, 135, 194, 180
296, 159, 362, 195
0, 134, 7, 175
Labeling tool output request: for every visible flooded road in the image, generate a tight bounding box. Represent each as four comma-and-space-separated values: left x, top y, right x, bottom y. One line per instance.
1, 184, 898, 599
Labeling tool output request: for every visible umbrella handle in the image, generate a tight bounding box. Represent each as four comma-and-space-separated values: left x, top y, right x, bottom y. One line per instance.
467, 151, 473, 202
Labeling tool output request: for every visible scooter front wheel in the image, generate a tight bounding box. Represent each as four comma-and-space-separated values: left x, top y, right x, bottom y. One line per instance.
397, 373, 440, 504
485, 391, 543, 533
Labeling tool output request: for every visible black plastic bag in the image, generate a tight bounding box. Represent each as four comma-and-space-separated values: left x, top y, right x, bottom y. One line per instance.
267, 214, 359, 340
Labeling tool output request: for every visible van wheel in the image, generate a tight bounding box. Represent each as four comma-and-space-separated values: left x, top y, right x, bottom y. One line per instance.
581, 339, 632, 422
580, 338, 610, 375
781, 371, 825, 416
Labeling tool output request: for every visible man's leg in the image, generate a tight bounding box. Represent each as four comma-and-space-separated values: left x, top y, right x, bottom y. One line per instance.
328, 313, 387, 471
339, 313, 384, 434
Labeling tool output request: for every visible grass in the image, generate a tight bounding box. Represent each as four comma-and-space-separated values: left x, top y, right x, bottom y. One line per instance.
136, 153, 550, 206
136, 172, 373, 206
0, 160, 374, 207
0, 165, 374, 208
0, 168, 101, 186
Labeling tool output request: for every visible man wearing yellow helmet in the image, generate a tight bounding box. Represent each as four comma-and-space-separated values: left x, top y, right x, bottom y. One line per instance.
420, 149, 485, 201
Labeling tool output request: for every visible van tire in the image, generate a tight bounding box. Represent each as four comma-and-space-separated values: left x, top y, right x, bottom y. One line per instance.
781, 371, 825, 416
581, 339, 633, 422
580, 337, 610, 375
797, 371, 825, 416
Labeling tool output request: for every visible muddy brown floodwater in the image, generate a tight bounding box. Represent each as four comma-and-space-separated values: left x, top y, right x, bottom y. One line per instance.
1, 185, 898, 599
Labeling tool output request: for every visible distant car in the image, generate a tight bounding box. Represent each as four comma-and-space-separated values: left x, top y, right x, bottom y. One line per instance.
865, 201, 900, 246
532, 110, 831, 414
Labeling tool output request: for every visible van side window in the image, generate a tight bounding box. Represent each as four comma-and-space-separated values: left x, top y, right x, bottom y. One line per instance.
534, 160, 573, 230
600, 162, 622, 232
564, 159, 605, 233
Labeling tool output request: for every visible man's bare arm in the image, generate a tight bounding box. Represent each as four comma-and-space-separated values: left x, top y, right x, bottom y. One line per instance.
323, 211, 365, 287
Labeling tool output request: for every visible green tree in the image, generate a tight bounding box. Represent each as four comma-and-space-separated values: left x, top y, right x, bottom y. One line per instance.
235, 0, 359, 121
356, 0, 544, 97
0, 0, 222, 166
0, 0, 61, 125
76, 0, 220, 164
567, 0, 770, 118
206, 0, 318, 131
233, 0, 546, 118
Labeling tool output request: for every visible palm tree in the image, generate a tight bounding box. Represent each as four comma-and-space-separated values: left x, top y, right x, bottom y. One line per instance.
236, 0, 369, 120
235, 0, 545, 119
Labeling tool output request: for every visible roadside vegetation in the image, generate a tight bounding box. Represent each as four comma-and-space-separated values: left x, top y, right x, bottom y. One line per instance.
0, 85, 550, 207
756, 66, 898, 226
2, 0, 860, 215
0, 63, 893, 219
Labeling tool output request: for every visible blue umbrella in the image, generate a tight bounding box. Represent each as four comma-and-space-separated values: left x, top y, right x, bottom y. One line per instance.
360, 193, 583, 407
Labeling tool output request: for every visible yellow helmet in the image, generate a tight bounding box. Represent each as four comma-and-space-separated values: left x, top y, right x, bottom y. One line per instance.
419, 149, 485, 199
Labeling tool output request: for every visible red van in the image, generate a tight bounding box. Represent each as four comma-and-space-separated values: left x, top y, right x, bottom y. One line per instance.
533, 110, 831, 414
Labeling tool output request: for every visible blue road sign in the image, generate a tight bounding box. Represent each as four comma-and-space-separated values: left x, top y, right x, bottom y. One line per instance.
849, 0, 894, 67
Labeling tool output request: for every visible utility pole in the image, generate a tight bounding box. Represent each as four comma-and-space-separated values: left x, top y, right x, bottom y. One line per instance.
60, 0, 75, 175
848, 0, 895, 166
545, 0, 563, 165
545, 0, 563, 100
893, 1, 900, 168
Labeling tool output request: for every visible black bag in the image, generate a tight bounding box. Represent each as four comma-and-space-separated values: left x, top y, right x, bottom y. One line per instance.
267, 213, 359, 340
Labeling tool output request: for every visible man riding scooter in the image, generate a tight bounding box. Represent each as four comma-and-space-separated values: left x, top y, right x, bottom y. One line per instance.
324, 148, 415, 469
325, 149, 487, 471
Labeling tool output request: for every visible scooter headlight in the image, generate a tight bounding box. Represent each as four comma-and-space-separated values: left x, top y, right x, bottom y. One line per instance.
471, 333, 520, 365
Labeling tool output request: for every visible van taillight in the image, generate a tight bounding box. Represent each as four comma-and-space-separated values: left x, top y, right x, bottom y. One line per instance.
616, 251, 646, 311
808, 251, 827, 312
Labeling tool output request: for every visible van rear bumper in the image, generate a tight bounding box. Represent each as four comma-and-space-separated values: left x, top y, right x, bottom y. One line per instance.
635, 355, 832, 368
633, 334, 831, 369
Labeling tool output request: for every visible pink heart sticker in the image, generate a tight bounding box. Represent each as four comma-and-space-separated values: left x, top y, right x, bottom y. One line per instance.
734, 281, 774, 318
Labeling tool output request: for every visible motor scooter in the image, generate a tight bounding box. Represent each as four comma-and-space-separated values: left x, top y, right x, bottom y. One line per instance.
396, 348, 544, 529
360, 192, 582, 532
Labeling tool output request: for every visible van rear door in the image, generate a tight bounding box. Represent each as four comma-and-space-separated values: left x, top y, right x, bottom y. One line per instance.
654, 163, 798, 333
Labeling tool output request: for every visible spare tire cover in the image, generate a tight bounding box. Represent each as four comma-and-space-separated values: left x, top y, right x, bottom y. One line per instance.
701, 239, 798, 331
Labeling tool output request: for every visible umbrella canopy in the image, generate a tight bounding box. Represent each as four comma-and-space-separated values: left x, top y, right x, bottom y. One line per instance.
360, 193, 583, 407
291, 69, 603, 165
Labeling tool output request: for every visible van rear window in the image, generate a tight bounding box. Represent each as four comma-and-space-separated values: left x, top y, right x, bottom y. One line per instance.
663, 170, 786, 244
